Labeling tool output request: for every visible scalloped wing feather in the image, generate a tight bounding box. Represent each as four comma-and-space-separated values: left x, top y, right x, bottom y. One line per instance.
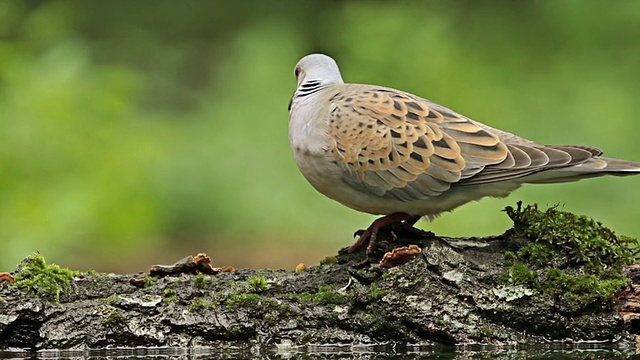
328, 85, 509, 200
326, 84, 623, 200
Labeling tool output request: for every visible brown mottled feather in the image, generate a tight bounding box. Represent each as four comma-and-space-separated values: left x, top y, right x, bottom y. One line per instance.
326, 84, 624, 200
328, 85, 510, 199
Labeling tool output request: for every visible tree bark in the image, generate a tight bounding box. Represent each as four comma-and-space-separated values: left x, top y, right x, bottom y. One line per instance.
1, 204, 639, 350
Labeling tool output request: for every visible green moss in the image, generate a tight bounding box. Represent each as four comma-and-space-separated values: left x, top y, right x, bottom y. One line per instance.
368, 283, 390, 301
247, 276, 269, 293
349, 283, 391, 305
505, 202, 638, 269
224, 292, 297, 320
13, 253, 79, 303
503, 251, 516, 266
355, 309, 395, 335
229, 326, 244, 336
226, 293, 261, 309
104, 309, 124, 326
314, 265, 330, 274
162, 288, 178, 303
314, 285, 349, 305
543, 267, 628, 312
273, 300, 295, 315
471, 325, 495, 340
263, 313, 278, 324
499, 263, 537, 286
163, 296, 178, 303
188, 297, 210, 311
500, 202, 637, 312
100, 294, 123, 304
193, 273, 211, 288
319, 255, 337, 265
85, 269, 98, 277
163, 288, 176, 296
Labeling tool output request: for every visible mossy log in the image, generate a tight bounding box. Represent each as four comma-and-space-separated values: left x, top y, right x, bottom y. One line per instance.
1, 203, 639, 350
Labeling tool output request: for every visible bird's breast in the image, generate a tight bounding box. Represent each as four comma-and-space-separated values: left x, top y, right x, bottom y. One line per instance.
288, 94, 333, 156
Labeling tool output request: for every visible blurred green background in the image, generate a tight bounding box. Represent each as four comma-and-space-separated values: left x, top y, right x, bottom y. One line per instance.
1, 0, 639, 273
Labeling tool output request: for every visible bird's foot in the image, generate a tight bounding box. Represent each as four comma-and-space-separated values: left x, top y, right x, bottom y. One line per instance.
348, 213, 421, 263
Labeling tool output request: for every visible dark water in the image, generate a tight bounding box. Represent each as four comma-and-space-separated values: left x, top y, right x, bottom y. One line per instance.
1, 343, 640, 360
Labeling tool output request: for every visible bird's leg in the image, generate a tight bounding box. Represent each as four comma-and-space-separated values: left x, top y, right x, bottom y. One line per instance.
349, 213, 421, 255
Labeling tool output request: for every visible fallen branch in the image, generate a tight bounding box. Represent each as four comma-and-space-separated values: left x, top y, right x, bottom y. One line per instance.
1, 203, 639, 349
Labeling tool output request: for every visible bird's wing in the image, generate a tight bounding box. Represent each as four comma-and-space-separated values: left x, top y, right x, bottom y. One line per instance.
327, 85, 506, 201
327, 84, 599, 201
455, 143, 600, 186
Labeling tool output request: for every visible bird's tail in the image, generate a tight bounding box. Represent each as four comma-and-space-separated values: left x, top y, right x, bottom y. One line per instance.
522, 157, 640, 184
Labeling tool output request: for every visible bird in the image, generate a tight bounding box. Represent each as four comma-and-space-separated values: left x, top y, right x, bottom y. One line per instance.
288, 53, 640, 256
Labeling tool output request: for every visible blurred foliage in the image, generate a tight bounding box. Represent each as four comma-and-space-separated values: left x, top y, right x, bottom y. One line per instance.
1, 0, 639, 272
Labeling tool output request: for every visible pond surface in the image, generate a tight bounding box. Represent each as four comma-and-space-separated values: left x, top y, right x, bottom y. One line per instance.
1, 343, 640, 360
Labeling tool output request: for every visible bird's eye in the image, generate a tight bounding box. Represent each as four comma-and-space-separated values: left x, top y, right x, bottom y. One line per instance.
294, 66, 301, 78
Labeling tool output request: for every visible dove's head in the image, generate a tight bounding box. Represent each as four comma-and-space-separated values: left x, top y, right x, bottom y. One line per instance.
294, 54, 344, 88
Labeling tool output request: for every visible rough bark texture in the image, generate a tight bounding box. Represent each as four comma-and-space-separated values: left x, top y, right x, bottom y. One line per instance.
1, 205, 639, 350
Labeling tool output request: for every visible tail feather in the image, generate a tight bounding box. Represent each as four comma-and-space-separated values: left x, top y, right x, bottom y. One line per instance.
523, 157, 640, 184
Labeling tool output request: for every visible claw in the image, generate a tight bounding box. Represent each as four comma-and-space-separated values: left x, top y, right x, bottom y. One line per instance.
348, 213, 421, 256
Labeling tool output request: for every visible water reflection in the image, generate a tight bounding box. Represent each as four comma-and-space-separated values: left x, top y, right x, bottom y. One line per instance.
1, 343, 640, 360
